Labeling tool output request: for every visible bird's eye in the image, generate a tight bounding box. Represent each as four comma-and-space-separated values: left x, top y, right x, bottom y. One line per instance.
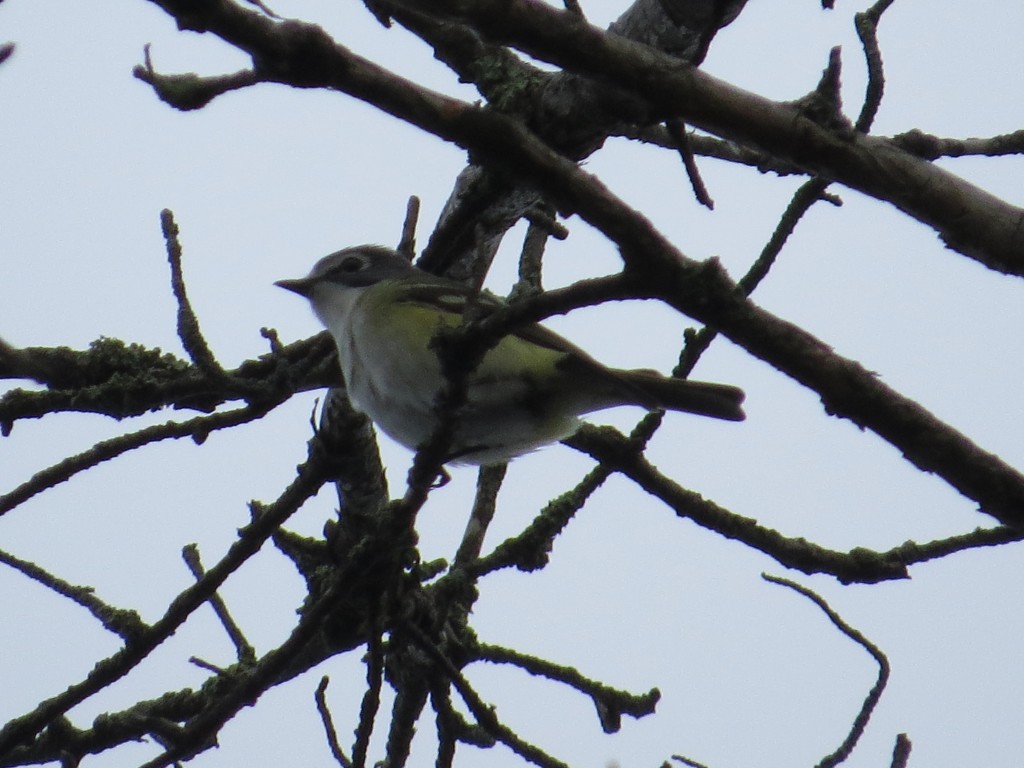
338, 255, 365, 273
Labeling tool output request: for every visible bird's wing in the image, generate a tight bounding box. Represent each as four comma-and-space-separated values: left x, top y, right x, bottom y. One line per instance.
393, 281, 653, 406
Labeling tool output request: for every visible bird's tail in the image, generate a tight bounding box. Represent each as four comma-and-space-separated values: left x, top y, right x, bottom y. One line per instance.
619, 370, 746, 421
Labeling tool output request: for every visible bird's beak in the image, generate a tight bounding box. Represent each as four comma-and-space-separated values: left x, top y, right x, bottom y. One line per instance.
274, 277, 315, 297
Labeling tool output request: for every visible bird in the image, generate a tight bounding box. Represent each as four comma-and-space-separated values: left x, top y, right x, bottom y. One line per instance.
276, 245, 744, 466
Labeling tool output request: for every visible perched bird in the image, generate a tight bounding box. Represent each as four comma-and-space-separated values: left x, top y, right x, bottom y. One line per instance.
276, 245, 744, 465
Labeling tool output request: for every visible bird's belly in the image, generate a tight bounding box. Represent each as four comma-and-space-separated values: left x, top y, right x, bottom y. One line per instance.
337, 321, 582, 464
346, 359, 580, 464
342, 338, 440, 452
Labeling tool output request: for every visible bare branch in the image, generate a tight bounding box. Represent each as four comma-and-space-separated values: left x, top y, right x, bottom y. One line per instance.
134, 44, 260, 111
315, 678, 353, 768
161, 209, 224, 377
0, 333, 335, 424
676, 176, 836, 377
453, 463, 507, 567
0, 448, 332, 756
0, 548, 147, 640
352, 629, 385, 768
182, 544, 257, 664
1, 403, 271, 516
397, 195, 421, 257
395, 0, 1024, 275
853, 0, 896, 132
134, 0, 1024, 526
404, 623, 571, 768
477, 643, 659, 733
762, 575, 890, 768
890, 733, 912, 768
665, 118, 714, 209
894, 128, 1024, 160
568, 425, 910, 583
468, 459, 611, 576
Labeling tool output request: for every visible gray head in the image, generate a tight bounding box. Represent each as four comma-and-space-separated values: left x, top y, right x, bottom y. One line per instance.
275, 245, 418, 297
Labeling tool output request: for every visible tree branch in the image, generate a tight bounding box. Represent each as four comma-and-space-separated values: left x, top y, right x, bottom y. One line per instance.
400, 0, 1024, 276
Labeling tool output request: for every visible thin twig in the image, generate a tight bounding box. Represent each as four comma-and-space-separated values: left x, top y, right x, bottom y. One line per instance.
893, 128, 1024, 160
188, 656, 227, 674
137, 533, 375, 768
875, 525, 1024, 569
404, 623, 570, 768
890, 733, 912, 768
521, 206, 568, 240
510, 220, 549, 300
477, 642, 658, 732
616, 125, 804, 176
182, 544, 257, 664
677, 176, 835, 378
467, 460, 610, 577
134, 47, 260, 111
854, 0, 896, 132
430, 684, 496, 758
351, 627, 385, 768
569, 426, 909, 583
762, 574, 890, 768
671, 755, 711, 768
398, 195, 421, 257
160, 209, 223, 376
315, 677, 353, 768
0, 403, 271, 516
454, 464, 507, 567
0, 449, 332, 757
431, 688, 460, 768
665, 119, 714, 209
0, 548, 147, 640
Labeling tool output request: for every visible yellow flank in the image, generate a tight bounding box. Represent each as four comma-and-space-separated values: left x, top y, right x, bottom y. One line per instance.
375, 282, 564, 382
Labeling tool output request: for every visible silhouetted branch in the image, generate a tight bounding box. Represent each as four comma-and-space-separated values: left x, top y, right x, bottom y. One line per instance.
890, 733, 912, 768
666, 117, 714, 208
134, 44, 259, 110
477, 643, 659, 733
893, 128, 1024, 159
315, 677, 353, 768
394, 0, 1024, 275
763, 574, 890, 768
569, 425, 910, 583
404, 623, 571, 768
352, 628, 385, 768
853, 0, 895, 132
161, 209, 225, 377
0, 333, 335, 424
134, 0, 1024, 527
1, 402, 272, 516
453, 463, 507, 567
0, 447, 332, 758
182, 544, 256, 664
0, 548, 146, 640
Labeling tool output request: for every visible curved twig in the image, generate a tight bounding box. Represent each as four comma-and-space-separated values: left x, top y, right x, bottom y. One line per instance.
763, 574, 890, 768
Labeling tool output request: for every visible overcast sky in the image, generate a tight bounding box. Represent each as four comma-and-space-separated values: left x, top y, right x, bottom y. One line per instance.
3, 1, 1024, 767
